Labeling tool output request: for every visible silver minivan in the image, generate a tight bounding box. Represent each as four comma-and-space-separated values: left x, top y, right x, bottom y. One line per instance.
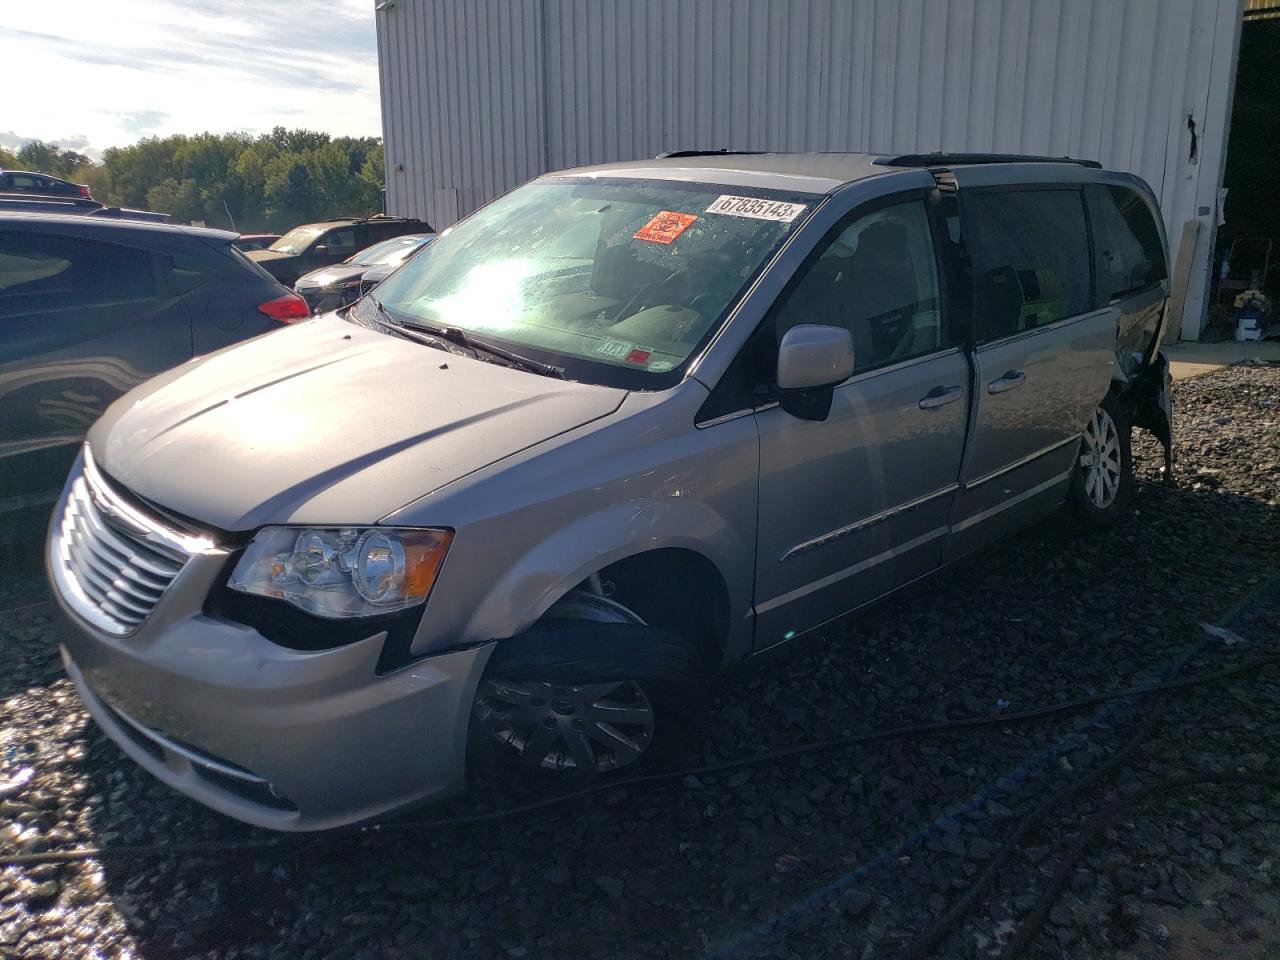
47, 152, 1174, 830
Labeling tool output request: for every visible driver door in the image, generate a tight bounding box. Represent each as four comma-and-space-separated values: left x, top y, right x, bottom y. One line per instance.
751, 193, 969, 649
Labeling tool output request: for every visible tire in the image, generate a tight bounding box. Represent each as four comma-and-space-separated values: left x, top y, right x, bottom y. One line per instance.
1069, 393, 1133, 526
471, 619, 707, 778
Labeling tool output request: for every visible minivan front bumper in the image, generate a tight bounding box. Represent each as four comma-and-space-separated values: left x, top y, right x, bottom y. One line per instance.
47, 456, 493, 831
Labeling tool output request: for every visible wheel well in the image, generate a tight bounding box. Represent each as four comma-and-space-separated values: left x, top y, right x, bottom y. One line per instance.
574, 549, 729, 671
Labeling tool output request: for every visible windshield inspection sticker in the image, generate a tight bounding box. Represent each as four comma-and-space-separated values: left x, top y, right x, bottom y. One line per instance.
634, 211, 698, 244
706, 195, 807, 222
595, 337, 635, 359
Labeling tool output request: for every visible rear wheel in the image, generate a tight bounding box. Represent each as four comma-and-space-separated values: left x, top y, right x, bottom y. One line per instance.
472, 591, 705, 776
1070, 394, 1132, 525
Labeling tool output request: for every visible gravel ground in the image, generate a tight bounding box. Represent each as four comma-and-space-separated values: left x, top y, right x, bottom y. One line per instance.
1, 363, 1278, 960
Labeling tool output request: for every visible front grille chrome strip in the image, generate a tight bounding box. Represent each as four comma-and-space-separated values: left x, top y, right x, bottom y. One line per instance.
50, 446, 212, 636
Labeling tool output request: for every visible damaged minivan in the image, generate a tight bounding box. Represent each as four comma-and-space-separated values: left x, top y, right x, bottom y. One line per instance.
47, 152, 1173, 830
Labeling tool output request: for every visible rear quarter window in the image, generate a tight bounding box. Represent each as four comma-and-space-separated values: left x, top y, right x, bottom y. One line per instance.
1086, 184, 1168, 302
227, 244, 281, 284
965, 188, 1092, 344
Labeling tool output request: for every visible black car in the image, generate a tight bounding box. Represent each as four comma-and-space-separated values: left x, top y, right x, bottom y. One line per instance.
0, 213, 307, 522
246, 215, 431, 287
0, 170, 92, 199
294, 233, 435, 312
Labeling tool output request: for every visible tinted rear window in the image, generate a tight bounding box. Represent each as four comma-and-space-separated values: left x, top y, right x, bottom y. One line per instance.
1087, 184, 1167, 302
0, 230, 156, 319
965, 188, 1092, 344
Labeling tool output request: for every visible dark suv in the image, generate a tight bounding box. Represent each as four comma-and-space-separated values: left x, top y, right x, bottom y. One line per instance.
246, 215, 431, 286
0, 213, 307, 521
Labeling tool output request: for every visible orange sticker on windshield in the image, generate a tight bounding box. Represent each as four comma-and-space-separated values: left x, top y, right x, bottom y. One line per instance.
634, 211, 697, 244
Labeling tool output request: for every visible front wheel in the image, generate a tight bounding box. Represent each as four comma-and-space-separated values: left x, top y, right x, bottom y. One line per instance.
471, 613, 706, 777
1069, 394, 1132, 525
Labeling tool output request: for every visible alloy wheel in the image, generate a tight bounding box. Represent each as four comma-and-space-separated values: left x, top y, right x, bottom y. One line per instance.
1079, 406, 1122, 509
476, 677, 656, 772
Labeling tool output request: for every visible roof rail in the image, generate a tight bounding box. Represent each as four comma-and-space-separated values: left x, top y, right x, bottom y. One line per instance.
875, 152, 1102, 169
653, 149, 768, 160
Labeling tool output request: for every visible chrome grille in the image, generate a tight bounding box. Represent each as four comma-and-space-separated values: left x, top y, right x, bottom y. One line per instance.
50, 447, 210, 636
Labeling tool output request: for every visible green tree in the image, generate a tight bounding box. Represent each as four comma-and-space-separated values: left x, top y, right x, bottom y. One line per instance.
16, 140, 60, 173
17, 128, 386, 231
146, 178, 205, 223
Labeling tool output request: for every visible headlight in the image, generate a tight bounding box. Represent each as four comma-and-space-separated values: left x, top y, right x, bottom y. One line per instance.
227, 527, 453, 618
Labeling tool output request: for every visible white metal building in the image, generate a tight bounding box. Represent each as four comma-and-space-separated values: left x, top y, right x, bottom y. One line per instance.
375, 0, 1244, 340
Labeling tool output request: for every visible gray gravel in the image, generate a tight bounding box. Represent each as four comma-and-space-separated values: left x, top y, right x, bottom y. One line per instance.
1, 363, 1278, 960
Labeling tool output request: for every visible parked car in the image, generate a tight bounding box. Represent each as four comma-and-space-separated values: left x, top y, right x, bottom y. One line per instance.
1, 212, 306, 519
0, 170, 92, 199
246, 215, 431, 287
232, 233, 281, 253
354, 235, 435, 299
47, 152, 1173, 831
294, 233, 435, 312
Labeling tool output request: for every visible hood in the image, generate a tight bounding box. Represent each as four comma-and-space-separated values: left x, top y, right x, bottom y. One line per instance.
295, 264, 364, 289
244, 248, 293, 264
88, 314, 627, 531
360, 262, 399, 285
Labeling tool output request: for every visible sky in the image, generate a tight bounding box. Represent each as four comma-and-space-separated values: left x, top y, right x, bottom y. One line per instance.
2, 0, 382, 160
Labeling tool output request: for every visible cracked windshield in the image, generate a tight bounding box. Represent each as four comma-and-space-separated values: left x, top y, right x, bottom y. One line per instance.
373, 180, 810, 377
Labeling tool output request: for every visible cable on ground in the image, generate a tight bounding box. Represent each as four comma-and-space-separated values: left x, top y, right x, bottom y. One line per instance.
0, 650, 1276, 870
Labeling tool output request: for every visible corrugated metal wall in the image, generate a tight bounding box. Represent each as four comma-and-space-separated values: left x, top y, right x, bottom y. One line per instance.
376, 0, 1243, 339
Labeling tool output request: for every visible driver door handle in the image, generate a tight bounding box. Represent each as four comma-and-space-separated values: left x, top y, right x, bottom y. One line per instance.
918, 385, 963, 410
987, 370, 1026, 394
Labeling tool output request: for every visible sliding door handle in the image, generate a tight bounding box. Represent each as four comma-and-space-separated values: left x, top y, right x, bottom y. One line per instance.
987, 370, 1026, 394
918, 385, 963, 410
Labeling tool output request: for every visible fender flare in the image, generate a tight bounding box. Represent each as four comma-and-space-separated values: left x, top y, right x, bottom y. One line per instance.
461, 497, 748, 646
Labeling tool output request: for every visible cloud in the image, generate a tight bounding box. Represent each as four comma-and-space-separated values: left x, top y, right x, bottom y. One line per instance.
0, 1, 380, 156
0, 129, 100, 159
110, 112, 170, 136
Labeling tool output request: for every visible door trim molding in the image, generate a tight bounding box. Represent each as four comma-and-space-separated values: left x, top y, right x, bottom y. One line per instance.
964, 435, 1080, 490
952, 470, 1072, 534
760, 525, 949, 614
779, 483, 958, 561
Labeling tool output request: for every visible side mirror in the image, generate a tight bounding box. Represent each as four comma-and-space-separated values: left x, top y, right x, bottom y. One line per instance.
775, 324, 855, 422
313, 244, 328, 257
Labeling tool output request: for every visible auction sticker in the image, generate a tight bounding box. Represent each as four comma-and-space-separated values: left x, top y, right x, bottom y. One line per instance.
706, 195, 807, 222
634, 211, 698, 244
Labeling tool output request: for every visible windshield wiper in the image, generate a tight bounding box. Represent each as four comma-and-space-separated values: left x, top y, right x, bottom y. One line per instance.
367, 298, 565, 379
402, 319, 565, 380
366, 296, 456, 352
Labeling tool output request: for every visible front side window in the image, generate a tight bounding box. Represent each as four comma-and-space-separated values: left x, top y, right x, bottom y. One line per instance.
1087, 184, 1167, 302
774, 199, 945, 373
368, 178, 816, 386
966, 189, 1092, 343
326, 228, 356, 257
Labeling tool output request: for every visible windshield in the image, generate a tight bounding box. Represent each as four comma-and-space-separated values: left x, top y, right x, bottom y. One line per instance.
269, 225, 329, 254
349, 235, 427, 267
366, 178, 815, 386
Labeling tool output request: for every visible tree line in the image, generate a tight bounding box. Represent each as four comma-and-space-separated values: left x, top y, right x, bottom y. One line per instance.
0, 128, 385, 234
